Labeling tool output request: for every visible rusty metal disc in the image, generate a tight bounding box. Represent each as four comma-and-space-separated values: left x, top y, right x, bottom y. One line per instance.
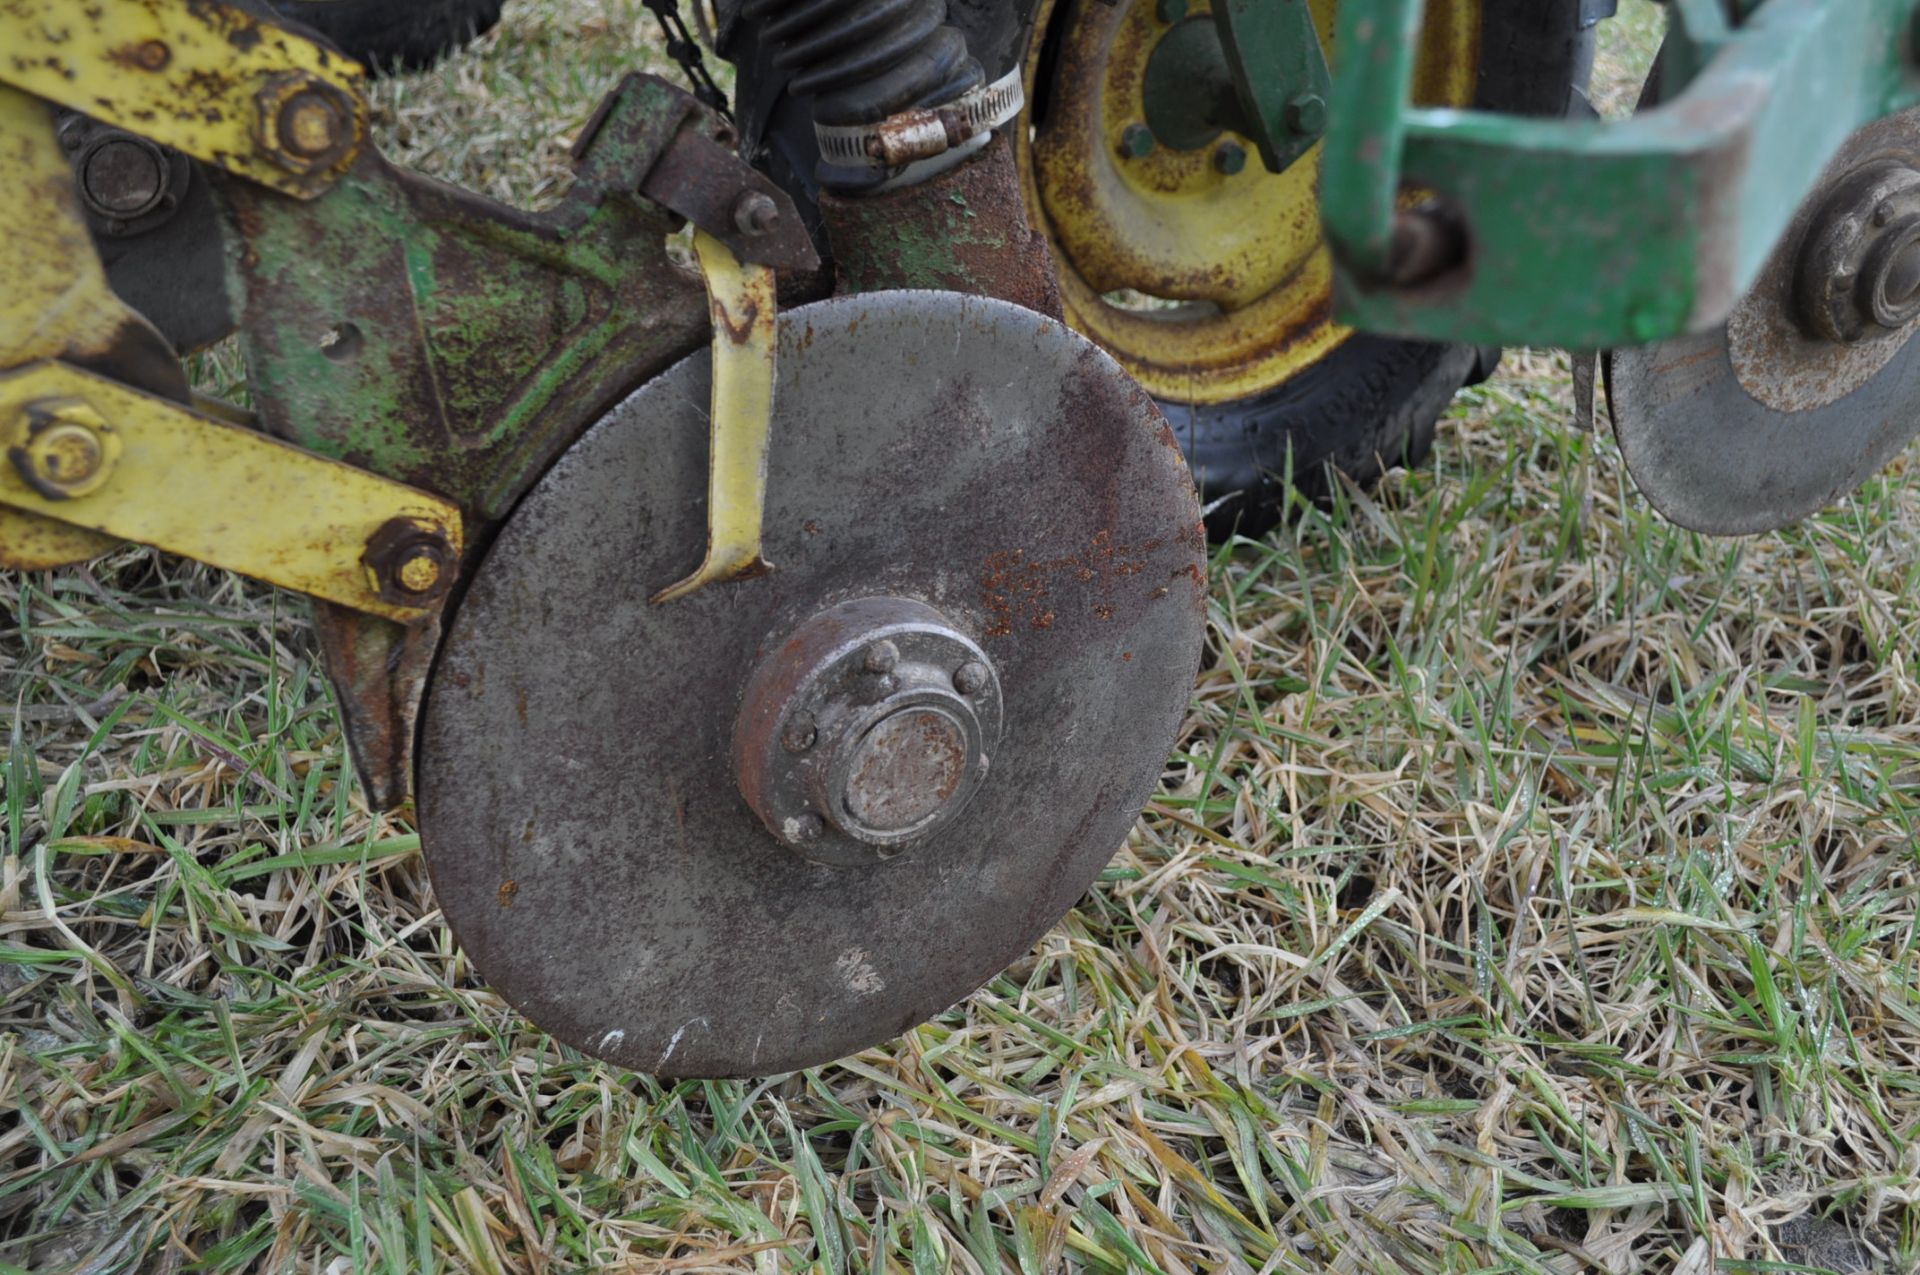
1608, 107, 1920, 535
417, 291, 1206, 1078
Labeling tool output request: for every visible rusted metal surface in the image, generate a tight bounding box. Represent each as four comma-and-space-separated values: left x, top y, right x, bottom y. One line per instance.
641, 128, 818, 271
1610, 105, 1920, 535
417, 292, 1206, 1076
310, 606, 440, 813
820, 134, 1064, 317
733, 596, 1004, 867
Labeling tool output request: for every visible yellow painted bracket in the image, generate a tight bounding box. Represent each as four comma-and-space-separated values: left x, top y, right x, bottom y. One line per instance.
652, 229, 779, 604
0, 0, 368, 199
0, 362, 463, 624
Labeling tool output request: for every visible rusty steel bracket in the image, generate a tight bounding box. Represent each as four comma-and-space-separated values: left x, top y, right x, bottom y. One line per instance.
0, 0, 368, 200
0, 360, 462, 623
576, 74, 819, 272
653, 229, 779, 604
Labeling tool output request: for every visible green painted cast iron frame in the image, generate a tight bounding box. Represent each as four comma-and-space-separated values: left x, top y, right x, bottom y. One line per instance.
1316, 0, 1920, 349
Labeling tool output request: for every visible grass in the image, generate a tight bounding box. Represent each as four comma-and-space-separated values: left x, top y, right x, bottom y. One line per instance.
4, 1, 1919, 1270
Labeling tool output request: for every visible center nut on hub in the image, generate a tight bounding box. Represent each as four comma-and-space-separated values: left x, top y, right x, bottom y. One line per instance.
734, 597, 1003, 866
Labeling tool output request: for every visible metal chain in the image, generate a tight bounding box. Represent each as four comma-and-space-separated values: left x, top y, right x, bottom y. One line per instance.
642, 0, 732, 120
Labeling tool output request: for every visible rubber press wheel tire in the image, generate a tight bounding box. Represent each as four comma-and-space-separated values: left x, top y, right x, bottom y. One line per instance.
1019, 0, 1601, 539
266, 0, 504, 72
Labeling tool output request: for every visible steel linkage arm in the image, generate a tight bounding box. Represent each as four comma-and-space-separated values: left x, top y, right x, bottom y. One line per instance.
1319, 0, 1920, 348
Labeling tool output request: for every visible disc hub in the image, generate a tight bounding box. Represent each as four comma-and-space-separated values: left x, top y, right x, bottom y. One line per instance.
735, 597, 1003, 866
1797, 159, 1920, 344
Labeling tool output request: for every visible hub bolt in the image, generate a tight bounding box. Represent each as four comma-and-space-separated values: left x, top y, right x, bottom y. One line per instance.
952, 661, 990, 695
863, 639, 900, 674
782, 713, 818, 753
1213, 141, 1248, 175
1119, 123, 1157, 159
1156, 0, 1187, 21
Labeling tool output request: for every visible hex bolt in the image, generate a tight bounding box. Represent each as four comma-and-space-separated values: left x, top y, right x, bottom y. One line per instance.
1119, 123, 1157, 159
361, 517, 454, 604
7, 399, 119, 500
1284, 93, 1328, 137
1156, 0, 1187, 21
1213, 141, 1248, 176
782, 712, 818, 754
952, 661, 991, 696
732, 191, 780, 236
255, 74, 356, 174
863, 639, 900, 674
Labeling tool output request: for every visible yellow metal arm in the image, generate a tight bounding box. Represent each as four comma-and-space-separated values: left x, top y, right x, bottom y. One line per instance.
0, 0, 367, 199
652, 229, 780, 604
0, 361, 463, 624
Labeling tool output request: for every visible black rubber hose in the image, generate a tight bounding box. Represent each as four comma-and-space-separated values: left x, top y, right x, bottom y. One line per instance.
741, 0, 984, 125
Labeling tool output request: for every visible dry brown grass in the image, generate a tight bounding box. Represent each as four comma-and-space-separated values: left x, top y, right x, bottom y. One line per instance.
4, 2, 1918, 1271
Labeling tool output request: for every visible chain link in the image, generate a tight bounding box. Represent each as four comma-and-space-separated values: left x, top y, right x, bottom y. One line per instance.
642, 0, 732, 120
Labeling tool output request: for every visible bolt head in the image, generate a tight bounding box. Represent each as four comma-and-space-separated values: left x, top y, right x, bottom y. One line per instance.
732, 191, 780, 236
1284, 93, 1328, 137
863, 639, 900, 674
255, 73, 357, 174
782, 713, 818, 753
1119, 123, 1157, 159
361, 517, 454, 605
7, 399, 118, 500
952, 661, 990, 696
1213, 141, 1248, 176
1156, 0, 1187, 21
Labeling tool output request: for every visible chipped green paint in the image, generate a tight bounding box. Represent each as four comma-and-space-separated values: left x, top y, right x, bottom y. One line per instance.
219, 74, 714, 522
1319, 0, 1920, 347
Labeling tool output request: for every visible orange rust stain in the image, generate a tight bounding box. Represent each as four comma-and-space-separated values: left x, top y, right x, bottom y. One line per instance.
498, 880, 519, 906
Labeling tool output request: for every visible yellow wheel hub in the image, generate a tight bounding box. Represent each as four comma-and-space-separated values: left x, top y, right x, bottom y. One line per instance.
1017, 0, 1479, 404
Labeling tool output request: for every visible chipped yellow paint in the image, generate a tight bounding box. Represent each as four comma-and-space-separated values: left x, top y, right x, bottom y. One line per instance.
1018, 0, 1479, 404
653, 230, 779, 604
0, 361, 463, 623
0, 0, 367, 198
0, 85, 130, 567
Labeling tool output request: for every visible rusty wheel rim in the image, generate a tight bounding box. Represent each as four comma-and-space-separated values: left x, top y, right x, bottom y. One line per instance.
1015, 0, 1479, 405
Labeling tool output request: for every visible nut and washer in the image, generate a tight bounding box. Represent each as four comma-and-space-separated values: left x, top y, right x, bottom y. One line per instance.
361, 516, 456, 606
253, 73, 359, 175
6, 398, 121, 500
732, 191, 781, 235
